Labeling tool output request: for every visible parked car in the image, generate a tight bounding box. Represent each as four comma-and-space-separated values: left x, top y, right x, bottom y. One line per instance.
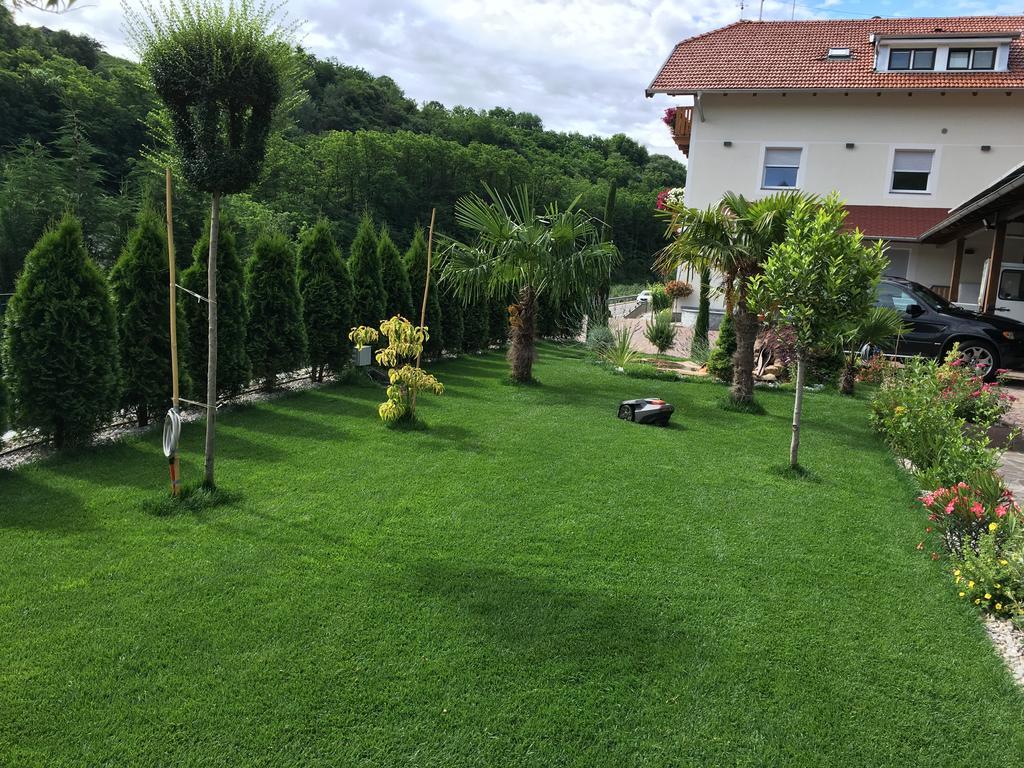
637, 289, 653, 304
874, 278, 1024, 379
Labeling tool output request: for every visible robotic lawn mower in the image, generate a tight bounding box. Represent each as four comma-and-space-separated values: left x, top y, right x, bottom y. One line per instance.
617, 398, 675, 427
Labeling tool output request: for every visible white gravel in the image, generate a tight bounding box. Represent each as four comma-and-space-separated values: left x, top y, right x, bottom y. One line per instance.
984, 617, 1024, 687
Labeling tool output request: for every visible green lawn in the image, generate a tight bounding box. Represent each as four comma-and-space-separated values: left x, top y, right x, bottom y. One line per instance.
1, 344, 1022, 767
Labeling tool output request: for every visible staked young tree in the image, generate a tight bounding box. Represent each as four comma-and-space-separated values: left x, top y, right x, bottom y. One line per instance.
245, 230, 306, 390
404, 227, 444, 358
181, 222, 249, 398
109, 207, 189, 427
297, 219, 353, 382
2, 215, 119, 448
128, 0, 296, 487
348, 213, 386, 328
378, 225, 415, 320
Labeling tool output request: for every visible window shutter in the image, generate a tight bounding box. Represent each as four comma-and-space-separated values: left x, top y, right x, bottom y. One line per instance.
893, 150, 933, 173
764, 148, 801, 166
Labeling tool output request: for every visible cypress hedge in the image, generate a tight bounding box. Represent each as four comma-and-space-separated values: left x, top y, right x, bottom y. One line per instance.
246, 231, 307, 390
109, 208, 188, 427
348, 213, 385, 328
297, 219, 353, 382
488, 295, 509, 347
181, 221, 250, 397
438, 282, 464, 355
378, 225, 415, 320
404, 228, 443, 358
2, 215, 120, 448
0, 344, 7, 442
462, 298, 490, 352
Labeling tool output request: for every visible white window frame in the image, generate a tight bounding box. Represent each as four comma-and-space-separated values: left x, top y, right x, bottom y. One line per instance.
886, 146, 940, 197
759, 144, 806, 191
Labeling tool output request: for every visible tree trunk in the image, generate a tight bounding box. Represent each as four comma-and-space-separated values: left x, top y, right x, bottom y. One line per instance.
791, 355, 806, 469
509, 285, 537, 383
203, 193, 220, 489
731, 301, 758, 404
839, 356, 856, 396
137, 404, 149, 429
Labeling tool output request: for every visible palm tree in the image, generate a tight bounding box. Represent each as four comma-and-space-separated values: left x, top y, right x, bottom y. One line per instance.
442, 185, 619, 383
838, 306, 908, 395
657, 191, 807, 404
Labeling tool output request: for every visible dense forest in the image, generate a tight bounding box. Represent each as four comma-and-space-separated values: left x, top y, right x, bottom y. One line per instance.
0, 7, 684, 300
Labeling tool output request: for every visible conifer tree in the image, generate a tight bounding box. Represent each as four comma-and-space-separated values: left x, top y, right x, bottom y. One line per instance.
348, 213, 385, 327
2, 215, 119, 448
404, 228, 444, 358
462, 298, 490, 352
297, 219, 353, 382
378, 225, 415, 320
181, 221, 249, 397
109, 208, 188, 427
246, 230, 306, 390
488, 294, 509, 347
0, 347, 7, 443
438, 283, 464, 355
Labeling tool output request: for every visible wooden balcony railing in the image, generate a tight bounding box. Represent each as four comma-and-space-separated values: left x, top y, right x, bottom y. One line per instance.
672, 106, 693, 155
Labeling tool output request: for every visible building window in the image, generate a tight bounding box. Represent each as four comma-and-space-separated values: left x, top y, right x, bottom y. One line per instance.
998, 269, 1024, 301
762, 147, 801, 189
888, 48, 936, 70
948, 47, 996, 70
885, 247, 910, 278
891, 149, 934, 193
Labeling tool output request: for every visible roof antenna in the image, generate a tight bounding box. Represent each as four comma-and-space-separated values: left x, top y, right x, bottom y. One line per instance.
739, 0, 745, 20
791, 0, 796, 20
758, 0, 765, 21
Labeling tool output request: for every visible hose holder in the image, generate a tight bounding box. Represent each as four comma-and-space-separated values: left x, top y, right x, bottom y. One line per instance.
163, 407, 182, 458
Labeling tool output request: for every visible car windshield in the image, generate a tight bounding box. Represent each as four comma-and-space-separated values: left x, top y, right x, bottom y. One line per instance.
910, 283, 954, 312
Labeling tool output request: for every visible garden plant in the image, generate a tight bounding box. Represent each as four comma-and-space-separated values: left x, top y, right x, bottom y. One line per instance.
297, 219, 354, 382
644, 309, 677, 354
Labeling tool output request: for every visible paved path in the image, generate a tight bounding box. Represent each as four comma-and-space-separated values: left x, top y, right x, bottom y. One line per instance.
999, 383, 1024, 497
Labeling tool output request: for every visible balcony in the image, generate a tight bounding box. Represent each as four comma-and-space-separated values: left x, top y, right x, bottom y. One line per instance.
671, 106, 693, 155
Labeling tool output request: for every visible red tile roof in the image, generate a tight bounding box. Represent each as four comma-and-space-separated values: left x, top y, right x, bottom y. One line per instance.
648, 17, 1024, 93
843, 205, 951, 240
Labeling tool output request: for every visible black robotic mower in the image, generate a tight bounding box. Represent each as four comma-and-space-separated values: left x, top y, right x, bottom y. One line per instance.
618, 398, 675, 426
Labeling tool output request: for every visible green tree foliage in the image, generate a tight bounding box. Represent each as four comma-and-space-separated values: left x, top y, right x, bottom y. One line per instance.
297, 219, 353, 381
706, 311, 736, 383
462, 299, 490, 352
378, 225, 415, 320
645, 309, 677, 354
488, 295, 508, 347
348, 213, 385, 328
1, 215, 119, 448
438, 284, 464, 355
246, 231, 306, 389
403, 228, 443, 358
109, 208, 187, 427
180, 223, 249, 396
0, 346, 7, 442
692, 268, 712, 359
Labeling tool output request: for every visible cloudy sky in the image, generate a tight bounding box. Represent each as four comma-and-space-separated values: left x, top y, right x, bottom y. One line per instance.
13, 0, 1018, 157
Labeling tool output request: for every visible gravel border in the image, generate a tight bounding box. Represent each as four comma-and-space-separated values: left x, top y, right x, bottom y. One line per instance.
984, 617, 1024, 687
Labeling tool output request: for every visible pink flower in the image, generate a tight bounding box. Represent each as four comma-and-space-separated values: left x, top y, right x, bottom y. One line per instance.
945, 501, 956, 515
996, 504, 1008, 518
971, 502, 984, 519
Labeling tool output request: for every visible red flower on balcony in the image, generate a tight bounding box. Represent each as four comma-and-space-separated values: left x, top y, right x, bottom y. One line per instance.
662, 107, 678, 127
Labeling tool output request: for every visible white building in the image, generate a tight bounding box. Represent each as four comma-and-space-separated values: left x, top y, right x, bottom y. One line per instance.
648, 16, 1024, 325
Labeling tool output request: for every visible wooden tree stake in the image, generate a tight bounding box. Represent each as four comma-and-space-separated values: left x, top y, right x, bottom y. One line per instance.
166, 168, 182, 496
411, 208, 437, 414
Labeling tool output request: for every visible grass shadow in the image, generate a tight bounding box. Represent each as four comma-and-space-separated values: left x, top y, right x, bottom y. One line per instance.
142, 484, 242, 518
718, 395, 768, 416
768, 464, 823, 483
0, 470, 93, 532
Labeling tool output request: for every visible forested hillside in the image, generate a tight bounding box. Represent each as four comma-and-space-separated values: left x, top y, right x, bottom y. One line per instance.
0, 7, 684, 295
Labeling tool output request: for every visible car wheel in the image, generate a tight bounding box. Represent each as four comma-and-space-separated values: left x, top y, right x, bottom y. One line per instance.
955, 339, 999, 381
618, 404, 635, 422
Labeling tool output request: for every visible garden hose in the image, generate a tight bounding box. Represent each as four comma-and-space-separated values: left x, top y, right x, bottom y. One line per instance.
162, 407, 182, 458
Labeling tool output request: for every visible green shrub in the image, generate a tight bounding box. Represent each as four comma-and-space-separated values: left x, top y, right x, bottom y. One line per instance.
949, 517, 1024, 621
648, 282, 671, 312
488, 294, 508, 347
644, 309, 676, 354
586, 324, 614, 354
788, 348, 845, 388
246, 231, 306, 389
462, 297, 490, 352
297, 219, 353, 382
0, 336, 8, 442
600, 326, 640, 369
692, 268, 711, 358
181, 220, 250, 397
938, 344, 1014, 424
404, 228, 443, 358
110, 208, 188, 427
2, 214, 120, 448
438, 282, 464, 355
378, 226, 415, 320
348, 213, 385, 328
705, 310, 735, 382
621, 362, 678, 381
871, 355, 1003, 487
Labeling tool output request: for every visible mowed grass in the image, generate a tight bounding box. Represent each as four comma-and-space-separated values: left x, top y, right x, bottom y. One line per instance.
1, 344, 1022, 767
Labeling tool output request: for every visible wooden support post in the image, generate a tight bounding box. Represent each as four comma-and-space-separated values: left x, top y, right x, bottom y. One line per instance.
411, 208, 437, 415
165, 168, 181, 496
983, 221, 1007, 313
948, 237, 964, 303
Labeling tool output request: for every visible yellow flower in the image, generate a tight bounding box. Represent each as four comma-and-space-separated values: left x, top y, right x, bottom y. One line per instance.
954, 569, 961, 576
969, 580, 975, 588
996, 583, 1002, 589
989, 522, 998, 533
996, 603, 1003, 611
1000, 559, 1009, 566
975, 599, 981, 605
985, 593, 992, 599
959, 592, 966, 597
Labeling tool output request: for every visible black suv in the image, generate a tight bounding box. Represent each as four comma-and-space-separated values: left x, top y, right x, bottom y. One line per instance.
875, 278, 1024, 379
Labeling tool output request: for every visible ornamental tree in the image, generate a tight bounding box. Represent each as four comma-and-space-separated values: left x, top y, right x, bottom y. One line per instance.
404, 227, 444, 358
443, 185, 618, 382
749, 194, 887, 468
128, 0, 296, 486
378, 226, 415, 320
2, 215, 119, 449
109, 207, 189, 427
348, 213, 385, 328
297, 219, 353, 382
245, 231, 306, 390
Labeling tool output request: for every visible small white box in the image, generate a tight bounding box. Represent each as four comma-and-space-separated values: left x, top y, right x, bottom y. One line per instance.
353, 345, 372, 367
